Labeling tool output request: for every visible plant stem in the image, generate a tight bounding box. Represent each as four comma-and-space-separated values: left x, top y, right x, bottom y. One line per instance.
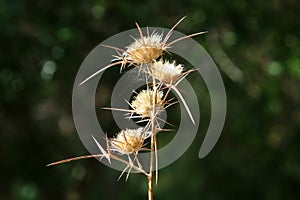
147, 167, 153, 200
148, 115, 155, 200
147, 121, 155, 200
148, 80, 158, 200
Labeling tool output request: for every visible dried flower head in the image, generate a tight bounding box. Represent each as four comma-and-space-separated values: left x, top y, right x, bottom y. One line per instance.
79, 16, 206, 85
150, 60, 183, 84
124, 32, 164, 64
130, 89, 164, 118
110, 128, 149, 154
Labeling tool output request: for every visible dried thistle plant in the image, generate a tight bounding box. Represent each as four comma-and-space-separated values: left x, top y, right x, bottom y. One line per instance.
47, 16, 205, 200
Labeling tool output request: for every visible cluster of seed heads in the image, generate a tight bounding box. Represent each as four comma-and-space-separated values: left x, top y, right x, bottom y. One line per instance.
48, 17, 205, 183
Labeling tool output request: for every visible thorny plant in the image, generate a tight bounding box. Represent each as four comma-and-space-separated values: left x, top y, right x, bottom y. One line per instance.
47, 16, 206, 200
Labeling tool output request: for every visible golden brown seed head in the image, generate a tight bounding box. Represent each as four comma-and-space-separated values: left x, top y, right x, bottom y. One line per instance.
150, 60, 183, 84
130, 89, 164, 118
110, 128, 149, 154
124, 33, 165, 64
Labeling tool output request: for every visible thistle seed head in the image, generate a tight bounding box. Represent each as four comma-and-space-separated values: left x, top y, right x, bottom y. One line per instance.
130, 89, 164, 118
124, 33, 165, 64
150, 60, 183, 84
110, 128, 149, 154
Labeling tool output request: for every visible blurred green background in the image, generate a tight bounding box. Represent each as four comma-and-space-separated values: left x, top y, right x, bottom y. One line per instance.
1, 0, 300, 199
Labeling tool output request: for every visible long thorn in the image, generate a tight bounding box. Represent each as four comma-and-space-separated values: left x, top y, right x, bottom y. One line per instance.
46, 154, 104, 167
101, 44, 125, 53
135, 22, 146, 46
163, 16, 187, 45
92, 135, 111, 163
166, 31, 207, 47
79, 61, 123, 85
171, 85, 195, 125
